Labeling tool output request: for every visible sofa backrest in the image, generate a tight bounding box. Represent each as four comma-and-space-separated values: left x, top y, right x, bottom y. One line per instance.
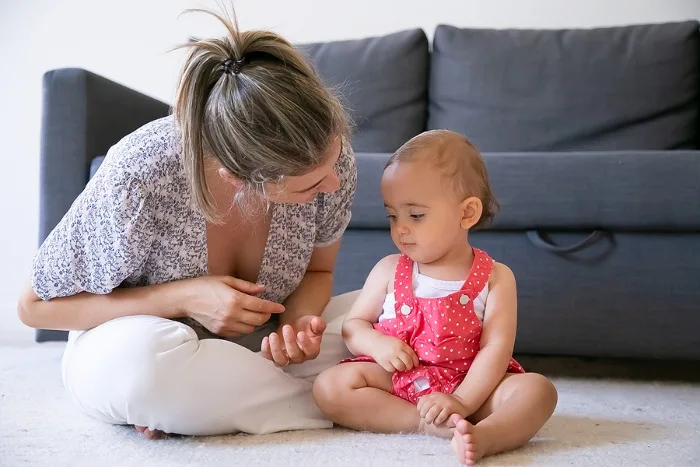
429, 21, 700, 152
302, 21, 700, 154
299, 29, 429, 153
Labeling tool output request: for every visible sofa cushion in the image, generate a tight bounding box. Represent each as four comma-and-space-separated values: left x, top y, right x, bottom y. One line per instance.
428, 21, 700, 151
90, 156, 105, 179
299, 29, 429, 153
349, 151, 700, 232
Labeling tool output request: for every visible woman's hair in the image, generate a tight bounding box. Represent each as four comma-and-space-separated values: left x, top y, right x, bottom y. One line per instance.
385, 130, 500, 229
173, 7, 350, 221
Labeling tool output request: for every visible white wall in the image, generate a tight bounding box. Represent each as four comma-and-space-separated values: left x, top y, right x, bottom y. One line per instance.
1, 0, 698, 342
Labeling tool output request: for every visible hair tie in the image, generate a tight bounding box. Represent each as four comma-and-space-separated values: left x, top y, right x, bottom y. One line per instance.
221, 57, 246, 75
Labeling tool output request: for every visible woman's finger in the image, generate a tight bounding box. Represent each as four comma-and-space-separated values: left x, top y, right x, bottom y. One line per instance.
261, 336, 272, 361
308, 316, 327, 337
282, 325, 304, 363
268, 332, 289, 365
239, 294, 285, 314
236, 310, 272, 327
297, 331, 316, 357
219, 276, 265, 295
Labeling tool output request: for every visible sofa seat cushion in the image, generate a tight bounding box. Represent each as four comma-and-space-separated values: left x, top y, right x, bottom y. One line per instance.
349, 151, 700, 232
428, 21, 700, 151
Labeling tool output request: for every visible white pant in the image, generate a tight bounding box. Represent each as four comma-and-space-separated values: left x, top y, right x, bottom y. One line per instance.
61, 291, 359, 436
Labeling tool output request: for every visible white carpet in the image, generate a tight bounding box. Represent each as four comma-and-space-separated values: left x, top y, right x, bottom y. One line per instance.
1, 343, 699, 467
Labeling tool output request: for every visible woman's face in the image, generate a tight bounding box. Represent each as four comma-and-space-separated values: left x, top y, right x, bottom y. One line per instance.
265, 136, 343, 204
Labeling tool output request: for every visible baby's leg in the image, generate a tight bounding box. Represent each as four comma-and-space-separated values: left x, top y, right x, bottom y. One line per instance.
313, 362, 452, 437
451, 373, 557, 465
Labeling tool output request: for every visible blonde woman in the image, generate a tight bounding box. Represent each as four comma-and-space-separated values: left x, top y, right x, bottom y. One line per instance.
18, 9, 356, 439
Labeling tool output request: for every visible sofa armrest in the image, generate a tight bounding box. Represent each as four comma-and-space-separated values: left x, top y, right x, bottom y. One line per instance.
39, 68, 170, 244
37, 68, 170, 342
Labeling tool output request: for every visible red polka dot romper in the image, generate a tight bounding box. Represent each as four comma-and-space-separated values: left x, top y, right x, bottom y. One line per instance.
344, 248, 525, 405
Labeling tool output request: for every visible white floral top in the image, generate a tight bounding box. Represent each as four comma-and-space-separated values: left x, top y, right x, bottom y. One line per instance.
31, 116, 357, 342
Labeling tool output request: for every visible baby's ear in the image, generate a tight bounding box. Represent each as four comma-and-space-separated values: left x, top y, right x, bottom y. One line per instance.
460, 196, 483, 230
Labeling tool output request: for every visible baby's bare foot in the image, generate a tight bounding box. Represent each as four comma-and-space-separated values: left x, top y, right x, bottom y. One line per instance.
450, 415, 492, 465
135, 425, 167, 440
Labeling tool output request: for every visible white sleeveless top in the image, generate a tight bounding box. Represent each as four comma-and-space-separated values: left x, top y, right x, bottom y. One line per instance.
378, 262, 489, 322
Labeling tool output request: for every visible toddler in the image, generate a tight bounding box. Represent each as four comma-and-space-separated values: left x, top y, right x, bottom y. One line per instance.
313, 130, 558, 465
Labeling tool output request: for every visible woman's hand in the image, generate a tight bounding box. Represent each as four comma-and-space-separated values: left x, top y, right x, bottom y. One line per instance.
261, 315, 327, 366
183, 276, 285, 336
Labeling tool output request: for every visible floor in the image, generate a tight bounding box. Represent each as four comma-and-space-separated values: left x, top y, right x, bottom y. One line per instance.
1, 336, 699, 467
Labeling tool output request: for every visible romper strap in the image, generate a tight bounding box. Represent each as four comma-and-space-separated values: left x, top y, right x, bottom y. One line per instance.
460, 248, 494, 299
392, 254, 414, 303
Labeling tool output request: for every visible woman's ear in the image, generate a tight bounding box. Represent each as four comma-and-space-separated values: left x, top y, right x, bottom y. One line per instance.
218, 167, 242, 187
460, 196, 483, 230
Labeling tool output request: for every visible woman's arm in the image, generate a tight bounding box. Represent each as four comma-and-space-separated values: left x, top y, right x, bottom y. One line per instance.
17, 278, 188, 331
278, 240, 342, 327
281, 133, 357, 325
17, 274, 285, 334
452, 263, 518, 415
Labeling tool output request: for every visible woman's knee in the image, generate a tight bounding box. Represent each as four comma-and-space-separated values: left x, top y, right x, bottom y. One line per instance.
62, 316, 197, 422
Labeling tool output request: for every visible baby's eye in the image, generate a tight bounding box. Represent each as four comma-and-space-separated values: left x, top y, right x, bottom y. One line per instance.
410, 214, 425, 220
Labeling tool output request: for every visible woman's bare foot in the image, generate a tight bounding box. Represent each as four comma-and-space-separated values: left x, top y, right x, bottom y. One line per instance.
450, 415, 492, 465
135, 425, 167, 440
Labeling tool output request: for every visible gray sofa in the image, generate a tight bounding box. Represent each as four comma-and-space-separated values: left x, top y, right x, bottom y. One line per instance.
36, 21, 700, 361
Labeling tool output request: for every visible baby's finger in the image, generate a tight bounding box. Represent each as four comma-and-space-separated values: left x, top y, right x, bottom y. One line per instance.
434, 408, 451, 425
425, 404, 442, 425
409, 348, 420, 368
398, 352, 414, 371
391, 357, 406, 372
418, 399, 434, 419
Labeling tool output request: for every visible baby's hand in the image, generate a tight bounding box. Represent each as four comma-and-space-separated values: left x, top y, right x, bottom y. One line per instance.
417, 392, 469, 425
371, 335, 420, 373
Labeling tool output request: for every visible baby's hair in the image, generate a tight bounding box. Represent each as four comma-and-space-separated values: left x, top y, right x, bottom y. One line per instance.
385, 130, 500, 229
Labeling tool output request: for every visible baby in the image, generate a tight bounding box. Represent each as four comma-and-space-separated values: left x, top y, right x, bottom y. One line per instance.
313, 130, 558, 464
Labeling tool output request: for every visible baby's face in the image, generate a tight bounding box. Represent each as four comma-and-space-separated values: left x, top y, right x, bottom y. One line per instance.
381, 159, 467, 264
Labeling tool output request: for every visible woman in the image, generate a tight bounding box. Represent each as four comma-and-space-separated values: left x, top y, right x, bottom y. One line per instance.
17, 9, 357, 439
